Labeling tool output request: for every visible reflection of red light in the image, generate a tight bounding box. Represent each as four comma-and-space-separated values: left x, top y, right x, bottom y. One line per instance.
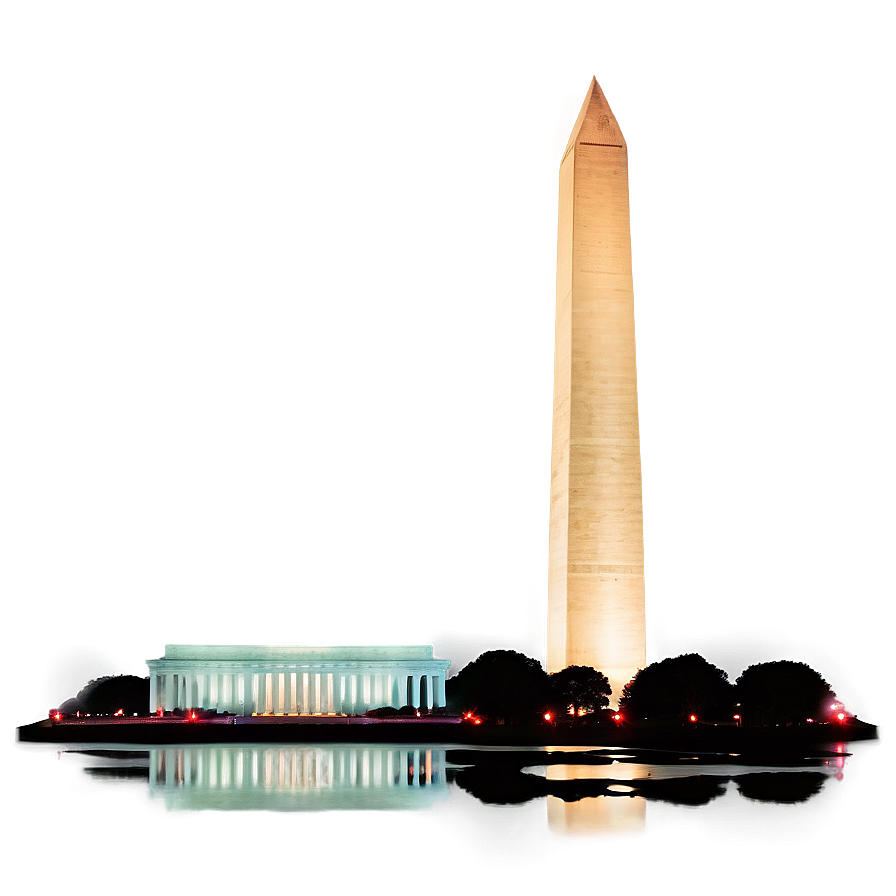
473, 719, 481, 725
114, 709, 124, 717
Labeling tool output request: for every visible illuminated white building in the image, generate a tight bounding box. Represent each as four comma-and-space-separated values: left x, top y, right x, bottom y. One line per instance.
147, 645, 449, 715
547, 78, 646, 699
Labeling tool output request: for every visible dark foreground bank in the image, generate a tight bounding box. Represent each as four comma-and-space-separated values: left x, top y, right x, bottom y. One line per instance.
17, 714, 878, 752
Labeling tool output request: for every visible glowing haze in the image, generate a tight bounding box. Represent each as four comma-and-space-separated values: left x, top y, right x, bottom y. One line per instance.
2, 4, 891, 738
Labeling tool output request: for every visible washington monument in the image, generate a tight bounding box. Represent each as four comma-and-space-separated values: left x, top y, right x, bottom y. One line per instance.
547, 78, 646, 700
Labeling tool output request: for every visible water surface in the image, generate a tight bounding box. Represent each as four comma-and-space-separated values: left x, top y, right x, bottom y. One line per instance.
10, 738, 884, 894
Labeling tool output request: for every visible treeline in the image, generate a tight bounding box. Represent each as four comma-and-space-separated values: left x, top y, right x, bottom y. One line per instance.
446, 650, 846, 727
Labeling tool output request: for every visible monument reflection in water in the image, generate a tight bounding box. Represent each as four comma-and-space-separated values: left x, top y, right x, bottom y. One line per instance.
547, 768, 645, 833
149, 746, 647, 839
149, 745, 448, 812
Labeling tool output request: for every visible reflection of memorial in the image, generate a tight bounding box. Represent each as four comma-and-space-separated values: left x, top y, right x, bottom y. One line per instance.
148, 745, 449, 811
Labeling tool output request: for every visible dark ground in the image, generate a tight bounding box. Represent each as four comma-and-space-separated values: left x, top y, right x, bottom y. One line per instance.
17, 714, 877, 752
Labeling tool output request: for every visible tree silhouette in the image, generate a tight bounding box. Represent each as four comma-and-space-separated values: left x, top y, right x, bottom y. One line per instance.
619, 654, 734, 722
93, 675, 148, 714
446, 650, 549, 724
735, 661, 836, 726
548, 665, 611, 717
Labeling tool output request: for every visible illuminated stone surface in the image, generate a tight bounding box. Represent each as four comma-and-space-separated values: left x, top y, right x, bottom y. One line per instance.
547, 79, 646, 699
147, 645, 449, 715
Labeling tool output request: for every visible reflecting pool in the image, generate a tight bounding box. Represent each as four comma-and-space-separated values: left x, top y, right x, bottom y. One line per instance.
9, 737, 886, 895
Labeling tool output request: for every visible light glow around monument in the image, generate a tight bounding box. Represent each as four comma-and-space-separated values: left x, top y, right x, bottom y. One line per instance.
548, 79, 646, 699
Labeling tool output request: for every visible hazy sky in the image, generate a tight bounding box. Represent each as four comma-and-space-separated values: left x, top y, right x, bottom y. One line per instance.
2, 2, 893, 733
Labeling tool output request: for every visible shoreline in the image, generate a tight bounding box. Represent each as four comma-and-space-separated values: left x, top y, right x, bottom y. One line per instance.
16, 715, 878, 753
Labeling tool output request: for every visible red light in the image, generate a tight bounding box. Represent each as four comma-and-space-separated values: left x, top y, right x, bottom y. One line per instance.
613, 713, 622, 723
113, 709, 124, 717
689, 714, 697, 723
543, 712, 553, 722
53, 712, 62, 721
473, 718, 482, 725
837, 712, 846, 722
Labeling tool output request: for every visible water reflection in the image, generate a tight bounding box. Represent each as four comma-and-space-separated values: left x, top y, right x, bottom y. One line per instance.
63, 742, 850, 826
84, 745, 448, 811
524, 756, 847, 782
545, 787, 647, 840
12, 743, 880, 893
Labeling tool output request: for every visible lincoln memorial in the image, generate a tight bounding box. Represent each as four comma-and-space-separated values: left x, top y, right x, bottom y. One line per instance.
147, 645, 450, 715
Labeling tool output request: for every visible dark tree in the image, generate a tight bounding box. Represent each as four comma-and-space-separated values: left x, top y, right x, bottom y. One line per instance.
60, 675, 149, 716
734, 661, 836, 726
548, 665, 611, 717
446, 650, 549, 724
618, 654, 735, 722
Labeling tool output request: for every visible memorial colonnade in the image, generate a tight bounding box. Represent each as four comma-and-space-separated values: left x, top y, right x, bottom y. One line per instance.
147, 645, 449, 716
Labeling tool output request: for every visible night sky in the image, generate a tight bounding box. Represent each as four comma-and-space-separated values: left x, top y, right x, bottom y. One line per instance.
4, 2, 892, 743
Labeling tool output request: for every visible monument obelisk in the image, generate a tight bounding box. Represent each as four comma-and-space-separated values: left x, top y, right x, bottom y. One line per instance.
547, 78, 645, 700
